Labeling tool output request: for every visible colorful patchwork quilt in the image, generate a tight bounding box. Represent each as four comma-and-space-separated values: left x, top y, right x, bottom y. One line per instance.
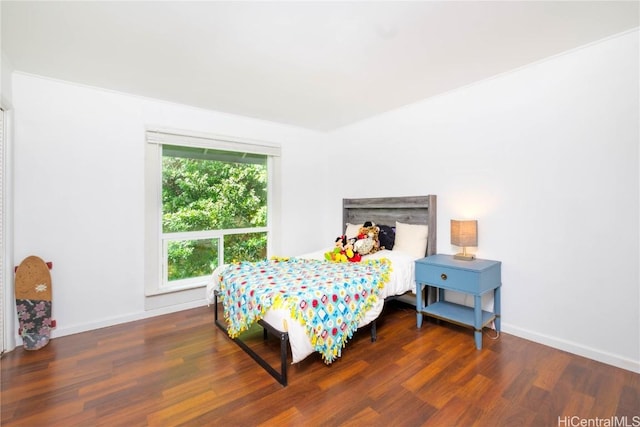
218, 257, 391, 363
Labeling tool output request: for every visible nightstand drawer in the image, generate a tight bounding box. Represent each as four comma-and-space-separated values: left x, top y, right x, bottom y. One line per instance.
415, 255, 501, 295
417, 264, 479, 293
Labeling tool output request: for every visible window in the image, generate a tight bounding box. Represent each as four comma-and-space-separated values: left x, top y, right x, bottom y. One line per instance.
145, 129, 281, 296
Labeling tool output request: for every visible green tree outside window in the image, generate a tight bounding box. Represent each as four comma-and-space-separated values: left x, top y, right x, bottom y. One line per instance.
162, 145, 268, 281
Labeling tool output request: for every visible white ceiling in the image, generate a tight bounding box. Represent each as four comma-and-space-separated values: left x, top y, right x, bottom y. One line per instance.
2, 1, 638, 131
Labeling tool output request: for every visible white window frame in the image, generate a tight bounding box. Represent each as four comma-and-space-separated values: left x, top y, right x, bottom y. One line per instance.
0, 108, 4, 353
144, 128, 281, 296
0, 104, 14, 353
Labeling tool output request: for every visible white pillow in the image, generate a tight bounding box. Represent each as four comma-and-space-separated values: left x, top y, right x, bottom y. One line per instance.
392, 221, 429, 258
344, 223, 363, 239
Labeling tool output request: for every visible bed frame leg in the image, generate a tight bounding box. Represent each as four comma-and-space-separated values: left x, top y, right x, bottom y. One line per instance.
280, 332, 288, 385
213, 291, 289, 386
371, 320, 377, 342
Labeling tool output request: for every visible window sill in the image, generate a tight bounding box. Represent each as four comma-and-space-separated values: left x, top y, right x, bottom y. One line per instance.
146, 279, 208, 297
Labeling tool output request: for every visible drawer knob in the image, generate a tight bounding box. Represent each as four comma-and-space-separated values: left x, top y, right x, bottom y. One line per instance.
441, 273, 447, 280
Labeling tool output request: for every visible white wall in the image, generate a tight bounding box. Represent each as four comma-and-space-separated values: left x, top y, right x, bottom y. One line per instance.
1, 52, 13, 103
325, 30, 640, 372
11, 73, 327, 344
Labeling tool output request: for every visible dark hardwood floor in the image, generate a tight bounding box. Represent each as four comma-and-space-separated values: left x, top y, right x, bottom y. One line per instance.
1, 301, 638, 426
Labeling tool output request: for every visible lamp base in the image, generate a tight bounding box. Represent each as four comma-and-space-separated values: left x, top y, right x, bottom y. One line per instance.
453, 253, 475, 261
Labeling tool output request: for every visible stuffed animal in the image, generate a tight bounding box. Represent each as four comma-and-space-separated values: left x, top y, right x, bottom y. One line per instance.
354, 221, 381, 255
343, 238, 361, 262
325, 236, 347, 262
324, 235, 361, 262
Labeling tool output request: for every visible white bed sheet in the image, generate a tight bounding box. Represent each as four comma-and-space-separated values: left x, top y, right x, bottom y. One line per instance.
206, 248, 418, 363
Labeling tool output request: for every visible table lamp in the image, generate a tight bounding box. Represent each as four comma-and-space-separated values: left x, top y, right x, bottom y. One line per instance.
451, 219, 477, 261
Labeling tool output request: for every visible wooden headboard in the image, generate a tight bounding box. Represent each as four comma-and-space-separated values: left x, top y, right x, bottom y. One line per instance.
342, 195, 437, 257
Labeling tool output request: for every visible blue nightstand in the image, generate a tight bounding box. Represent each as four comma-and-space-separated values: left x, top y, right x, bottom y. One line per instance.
415, 254, 501, 350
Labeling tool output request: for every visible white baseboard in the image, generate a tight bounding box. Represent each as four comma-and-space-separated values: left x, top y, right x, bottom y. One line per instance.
502, 322, 640, 374
13, 299, 210, 348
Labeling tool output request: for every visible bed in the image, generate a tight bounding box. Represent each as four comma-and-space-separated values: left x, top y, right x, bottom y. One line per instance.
206, 195, 437, 385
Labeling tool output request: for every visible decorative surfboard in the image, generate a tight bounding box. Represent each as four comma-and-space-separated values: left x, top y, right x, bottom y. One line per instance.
14, 256, 55, 350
